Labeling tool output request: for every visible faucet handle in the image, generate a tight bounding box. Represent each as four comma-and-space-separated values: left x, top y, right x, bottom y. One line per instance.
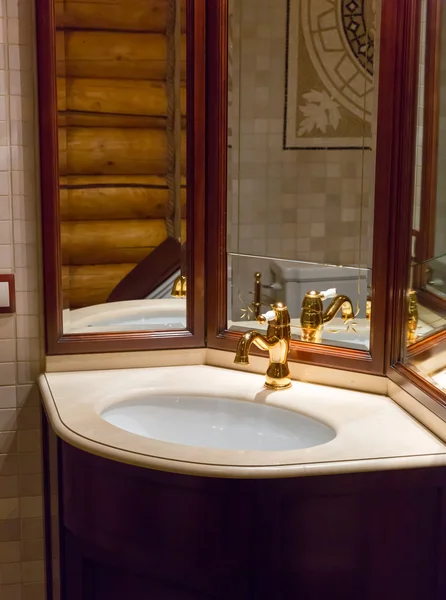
256, 302, 289, 325
320, 288, 337, 300
257, 309, 276, 324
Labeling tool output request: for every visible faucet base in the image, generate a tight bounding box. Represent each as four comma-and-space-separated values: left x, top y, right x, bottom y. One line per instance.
265, 362, 292, 390
264, 380, 292, 391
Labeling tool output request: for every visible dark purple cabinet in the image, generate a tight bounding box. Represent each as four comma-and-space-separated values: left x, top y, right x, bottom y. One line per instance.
43, 416, 446, 600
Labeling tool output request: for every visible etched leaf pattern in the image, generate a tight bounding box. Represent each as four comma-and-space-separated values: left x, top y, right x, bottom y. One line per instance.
298, 90, 341, 136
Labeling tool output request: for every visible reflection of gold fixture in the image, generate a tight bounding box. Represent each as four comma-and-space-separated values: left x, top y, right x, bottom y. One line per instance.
407, 289, 418, 345
366, 296, 372, 320
300, 289, 354, 344
171, 275, 186, 298
252, 272, 262, 319
234, 302, 291, 390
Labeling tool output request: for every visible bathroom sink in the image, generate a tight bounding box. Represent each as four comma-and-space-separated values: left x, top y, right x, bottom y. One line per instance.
64, 299, 186, 333
100, 395, 335, 451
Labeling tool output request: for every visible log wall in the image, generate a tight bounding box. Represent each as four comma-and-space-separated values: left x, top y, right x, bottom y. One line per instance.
56, 0, 186, 308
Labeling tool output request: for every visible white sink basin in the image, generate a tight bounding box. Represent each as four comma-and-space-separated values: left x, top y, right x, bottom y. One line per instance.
100, 395, 335, 451
64, 299, 186, 333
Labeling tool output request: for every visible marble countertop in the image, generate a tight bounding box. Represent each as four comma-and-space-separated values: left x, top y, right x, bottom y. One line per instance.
39, 365, 446, 478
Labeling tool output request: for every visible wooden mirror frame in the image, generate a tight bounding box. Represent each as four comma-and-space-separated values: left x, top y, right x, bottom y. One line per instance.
410, 0, 446, 347
387, 0, 446, 418
36, 0, 206, 355
206, 0, 421, 376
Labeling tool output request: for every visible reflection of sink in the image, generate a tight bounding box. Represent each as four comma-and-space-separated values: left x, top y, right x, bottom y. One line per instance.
101, 395, 336, 451
64, 299, 186, 333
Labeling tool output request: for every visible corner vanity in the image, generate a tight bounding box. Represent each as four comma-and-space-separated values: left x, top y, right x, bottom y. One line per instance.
34, 0, 446, 599
40, 365, 446, 599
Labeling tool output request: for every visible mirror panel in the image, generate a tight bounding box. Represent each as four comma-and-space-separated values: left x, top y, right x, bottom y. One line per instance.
55, 0, 187, 334
403, 0, 446, 398
406, 0, 446, 347
227, 0, 380, 351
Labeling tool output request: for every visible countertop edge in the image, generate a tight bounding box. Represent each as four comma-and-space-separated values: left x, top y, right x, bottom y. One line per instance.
38, 374, 446, 479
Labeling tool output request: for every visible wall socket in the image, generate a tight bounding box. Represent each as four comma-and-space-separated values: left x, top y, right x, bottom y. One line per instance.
0, 274, 15, 313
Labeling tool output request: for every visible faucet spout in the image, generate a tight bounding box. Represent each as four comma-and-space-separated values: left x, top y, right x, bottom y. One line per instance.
234, 331, 269, 365
323, 295, 354, 324
234, 303, 292, 390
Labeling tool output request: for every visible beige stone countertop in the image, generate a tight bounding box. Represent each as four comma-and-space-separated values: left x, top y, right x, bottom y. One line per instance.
38, 365, 446, 478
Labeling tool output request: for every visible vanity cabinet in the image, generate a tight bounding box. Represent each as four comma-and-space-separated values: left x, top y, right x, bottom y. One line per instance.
45, 427, 446, 600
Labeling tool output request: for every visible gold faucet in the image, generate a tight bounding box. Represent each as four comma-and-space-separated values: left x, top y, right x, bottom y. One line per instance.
300, 289, 354, 344
234, 302, 292, 390
171, 274, 186, 298
407, 289, 418, 345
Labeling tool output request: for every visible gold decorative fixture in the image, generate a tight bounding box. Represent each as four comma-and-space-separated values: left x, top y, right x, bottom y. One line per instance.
252, 272, 262, 319
234, 302, 292, 390
300, 289, 354, 344
366, 295, 372, 320
171, 274, 186, 298
407, 289, 418, 345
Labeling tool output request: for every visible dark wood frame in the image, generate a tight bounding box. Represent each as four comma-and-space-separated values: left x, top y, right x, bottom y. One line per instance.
388, 0, 446, 418
206, 0, 421, 376
416, 0, 442, 267
411, 0, 446, 319
36, 0, 206, 354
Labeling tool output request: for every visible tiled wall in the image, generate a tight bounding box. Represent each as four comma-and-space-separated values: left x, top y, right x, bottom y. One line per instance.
0, 1, 45, 599
228, 0, 376, 268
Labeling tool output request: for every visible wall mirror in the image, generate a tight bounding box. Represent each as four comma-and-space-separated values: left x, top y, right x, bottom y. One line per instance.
408, 0, 446, 348
220, 0, 381, 357
401, 0, 446, 402
37, 0, 205, 353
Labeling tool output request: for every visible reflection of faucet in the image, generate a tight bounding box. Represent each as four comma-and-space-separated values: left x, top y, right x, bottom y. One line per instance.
171, 274, 186, 298
252, 272, 262, 319
407, 289, 418, 345
300, 289, 354, 344
234, 302, 291, 390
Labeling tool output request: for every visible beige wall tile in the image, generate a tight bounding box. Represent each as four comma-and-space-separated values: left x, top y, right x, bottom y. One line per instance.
0, 562, 22, 584
0, 584, 22, 600
0, 541, 21, 563
0, 432, 17, 453
0, 454, 17, 475
20, 538, 43, 562
18, 474, 41, 497
0, 1, 45, 595
0, 519, 20, 543
23, 582, 45, 600
0, 476, 18, 498
18, 497, 42, 520
22, 560, 44, 584
17, 430, 39, 454
0, 498, 19, 520
0, 387, 16, 409
20, 518, 43, 541
0, 409, 17, 431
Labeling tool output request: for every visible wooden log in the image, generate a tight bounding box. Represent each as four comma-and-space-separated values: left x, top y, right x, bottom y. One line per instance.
62, 263, 136, 308
58, 112, 173, 129
59, 175, 187, 220
58, 127, 186, 176
61, 219, 187, 264
56, 31, 186, 81
62, 219, 165, 264
57, 78, 186, 118
55, 0, 187, 33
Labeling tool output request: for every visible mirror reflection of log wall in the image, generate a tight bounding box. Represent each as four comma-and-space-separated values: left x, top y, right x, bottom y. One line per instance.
56, 0, 186, 308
